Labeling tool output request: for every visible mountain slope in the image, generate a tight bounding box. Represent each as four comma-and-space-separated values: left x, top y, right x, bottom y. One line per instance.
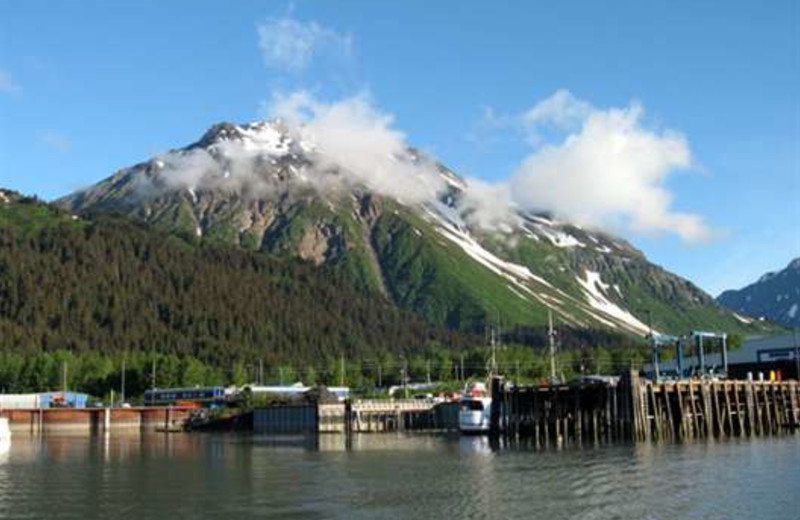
718, 258, 800, 328
0, 190, 474, 366
58, 120, 764, 337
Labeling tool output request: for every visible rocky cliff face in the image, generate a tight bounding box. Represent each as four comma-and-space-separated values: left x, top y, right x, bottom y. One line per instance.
58, 120, 762, 336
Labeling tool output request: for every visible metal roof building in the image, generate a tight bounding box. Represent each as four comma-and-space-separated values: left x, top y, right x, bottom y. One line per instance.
648, 333, 799, 380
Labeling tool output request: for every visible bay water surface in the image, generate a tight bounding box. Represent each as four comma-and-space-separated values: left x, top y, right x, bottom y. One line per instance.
0, 432, 798, 519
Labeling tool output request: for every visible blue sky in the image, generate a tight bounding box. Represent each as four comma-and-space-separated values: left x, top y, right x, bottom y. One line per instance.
0, 0, 797, 295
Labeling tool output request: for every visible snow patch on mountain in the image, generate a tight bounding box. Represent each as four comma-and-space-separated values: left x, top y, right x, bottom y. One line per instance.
430, 211, 553, 289
577, 270, 650, 334
537, 226, 585, 248
237, 121, 294, 155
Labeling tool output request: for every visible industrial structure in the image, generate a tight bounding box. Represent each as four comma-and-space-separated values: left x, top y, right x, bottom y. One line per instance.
0, 391, 89, 410
647, 333, 799, 381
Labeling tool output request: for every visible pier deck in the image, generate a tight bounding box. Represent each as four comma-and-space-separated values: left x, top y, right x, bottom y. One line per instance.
0, 406, 193, 433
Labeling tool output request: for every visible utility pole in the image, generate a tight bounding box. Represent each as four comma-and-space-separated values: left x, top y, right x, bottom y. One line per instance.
259, 359, 264, 386
646, 309, 660, 381
121, 358, 126, 405
460, 353, 465, 382
489, 328, 498, 376
402, 359, 408, 398
548, 309, 557, 384
426, 360, 431, 384
340, 354, 345, 387
62, 361, 68, 393
279, 366, 284, 386
151, 356, 157, 391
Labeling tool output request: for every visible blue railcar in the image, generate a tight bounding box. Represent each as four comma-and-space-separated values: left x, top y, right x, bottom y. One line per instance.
144, 386, 227, 406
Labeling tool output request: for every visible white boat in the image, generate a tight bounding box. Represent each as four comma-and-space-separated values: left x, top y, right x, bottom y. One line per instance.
458, 382, 492, 433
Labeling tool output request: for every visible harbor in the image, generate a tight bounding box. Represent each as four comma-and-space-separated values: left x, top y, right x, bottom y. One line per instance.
2, 373, 799, 445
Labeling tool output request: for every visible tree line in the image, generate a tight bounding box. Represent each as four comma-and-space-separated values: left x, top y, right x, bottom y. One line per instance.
0, 196, 657, 398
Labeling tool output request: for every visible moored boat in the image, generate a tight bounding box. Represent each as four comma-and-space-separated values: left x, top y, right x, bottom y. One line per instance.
458, 382, 492, 433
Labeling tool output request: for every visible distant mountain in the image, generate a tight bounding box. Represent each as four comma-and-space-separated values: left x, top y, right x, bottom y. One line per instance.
57, 120, 764, 337
718, 258, 800, 328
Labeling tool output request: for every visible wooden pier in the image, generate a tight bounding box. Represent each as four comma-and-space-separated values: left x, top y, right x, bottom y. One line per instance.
630, 375, 800, 442
492, 373, 800, 445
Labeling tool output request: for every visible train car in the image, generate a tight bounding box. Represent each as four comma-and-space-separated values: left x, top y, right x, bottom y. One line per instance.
144, 386, 228, 407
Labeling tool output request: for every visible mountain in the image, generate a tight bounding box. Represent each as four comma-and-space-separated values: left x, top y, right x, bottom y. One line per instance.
718, 258, 800, 328
0, 190, 474, 367
58, 120, 763, 337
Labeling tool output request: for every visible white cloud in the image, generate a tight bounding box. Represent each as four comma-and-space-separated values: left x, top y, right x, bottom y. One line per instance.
257, 15, 352, 73
153, 91, 446, 205
457, 177, 518, 232
523, 88, 592, 130
156, 90, 709, 244
42, 131, 72, 153
266, 91, 446, 204
0, 68, 21, 95
510, 91, 711, 243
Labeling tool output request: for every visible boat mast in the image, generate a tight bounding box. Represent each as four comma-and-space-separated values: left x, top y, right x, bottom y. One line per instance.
548, 309, 557, 384
489, 327, 498, 376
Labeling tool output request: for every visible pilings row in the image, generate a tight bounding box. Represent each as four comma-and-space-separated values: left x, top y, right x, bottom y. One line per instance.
493, 378, 633, 447
493, 374, 800, 445
631, 377, 800, 442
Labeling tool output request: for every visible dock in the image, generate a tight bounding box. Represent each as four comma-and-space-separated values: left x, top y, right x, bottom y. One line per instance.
491, 372, 800, 445
255, 399, 458, 434
0, 406, 194, 433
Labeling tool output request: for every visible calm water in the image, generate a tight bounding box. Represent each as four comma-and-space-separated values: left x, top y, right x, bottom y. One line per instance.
0, 432, 798, 519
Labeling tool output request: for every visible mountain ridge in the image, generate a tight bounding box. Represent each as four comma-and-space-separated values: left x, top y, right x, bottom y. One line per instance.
57, 119, 767, 337
718, 258, 800, 328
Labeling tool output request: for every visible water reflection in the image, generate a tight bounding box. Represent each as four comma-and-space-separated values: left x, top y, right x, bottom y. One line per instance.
0, 432, 797, 520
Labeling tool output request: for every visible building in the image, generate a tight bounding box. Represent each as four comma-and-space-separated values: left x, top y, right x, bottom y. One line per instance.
0, 391, 89, 410
648, 333, 799, 380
